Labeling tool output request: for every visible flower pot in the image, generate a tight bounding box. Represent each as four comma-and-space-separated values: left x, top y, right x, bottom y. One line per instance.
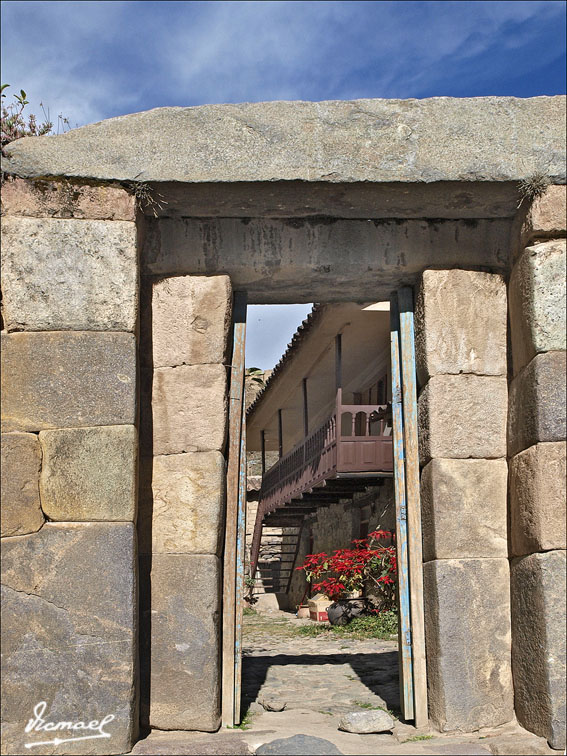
327, 598, 367, 626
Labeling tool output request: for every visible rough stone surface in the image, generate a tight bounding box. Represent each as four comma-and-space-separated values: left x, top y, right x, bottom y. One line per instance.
509, 442, 566, 556
140, 364, 227, 455
39, 425, 137, 522
139, 554, 221, 731
140, 275, 231, 368
338, 710, 395, 734
1, 216, 138, 332
1, 522, 137, 755
1, 177, 136, 220
256, 735, 343, 755
415, 270, 507, 385
130, 731, 254, 755
507, 351, 566, 457
0, 432, 44, 538
259, 696, 287, 712
424, 558, 514, 732
487, 732, 559, 754
418, 375, 507, 463
511, 550, 566, 750
509, 239, 566, 374
143, 216, 511, 304
138, 451, 225, 555
4, 98, 565, 184
1, 332, 136, 432
421, 458, 507, 561
521, 184, 567, 243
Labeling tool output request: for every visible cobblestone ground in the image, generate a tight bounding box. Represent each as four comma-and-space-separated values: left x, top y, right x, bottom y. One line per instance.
131, 608, 560, 755
241, 608, 400, 717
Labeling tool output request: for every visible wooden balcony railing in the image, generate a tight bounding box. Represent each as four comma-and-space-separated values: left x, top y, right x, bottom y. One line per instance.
250, 390, 393, 576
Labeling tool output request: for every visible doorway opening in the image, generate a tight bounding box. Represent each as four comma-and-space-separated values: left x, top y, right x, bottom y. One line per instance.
235, 301, 409, 728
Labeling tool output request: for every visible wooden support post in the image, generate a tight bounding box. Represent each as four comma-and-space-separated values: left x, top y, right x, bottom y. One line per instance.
234, 399, 247, 723
335, 333, 342, 391
261, 430, 266, 475
390, 294, 414, 721
302, 378, 309, 438
398, 286, 428, 728
278, 409, 283, 459
221, 291, 247, 728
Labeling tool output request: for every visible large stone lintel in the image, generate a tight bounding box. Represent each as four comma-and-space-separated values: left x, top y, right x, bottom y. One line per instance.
3, 97, 565, 184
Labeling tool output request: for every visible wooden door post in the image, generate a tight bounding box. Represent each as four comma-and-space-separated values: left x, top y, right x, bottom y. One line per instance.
390, 294, 415, 721
222, 291, 247, 727
398, 286, 428, 728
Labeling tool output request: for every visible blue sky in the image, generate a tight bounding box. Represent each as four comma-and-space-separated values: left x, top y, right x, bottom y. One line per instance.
2, 0, 566, 367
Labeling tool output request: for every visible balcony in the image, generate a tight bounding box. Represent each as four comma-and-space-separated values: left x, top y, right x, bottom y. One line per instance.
250, 390, 393, 578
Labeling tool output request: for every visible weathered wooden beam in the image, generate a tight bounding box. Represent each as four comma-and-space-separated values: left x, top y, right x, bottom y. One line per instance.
303, 377, 309, 437
398, 286, 428, 728
390, 293, 414, 722
221, 291, 247, 728
278, 409, 283, 459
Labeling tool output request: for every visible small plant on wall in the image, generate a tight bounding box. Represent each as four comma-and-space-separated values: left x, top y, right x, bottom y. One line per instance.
296, 530, 397, 611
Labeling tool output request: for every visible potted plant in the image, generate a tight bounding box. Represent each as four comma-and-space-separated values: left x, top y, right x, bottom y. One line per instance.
296, 530, 397, 625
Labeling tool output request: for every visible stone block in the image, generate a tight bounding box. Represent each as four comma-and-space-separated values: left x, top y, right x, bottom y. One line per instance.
0, 432, 44, 537
1, 522, 137, 755
424, 558, 514, 732
421, 458, 507, 561
138, 451, 225, 555
522, 184, 567, 244
415, 269, 507, 384
418, 374, 507, 463
39, 425, 137, 522
140, 364, 227, 455
0, 177, 136, 220
1, 216, 138, 331
139, 554, 220, 731
511, 551, 566, 750
509, 239, 566, 374
510, 442, 566, 556
1, 332, 136, 432
140, 275, 232, 368
507, 351, 566, 457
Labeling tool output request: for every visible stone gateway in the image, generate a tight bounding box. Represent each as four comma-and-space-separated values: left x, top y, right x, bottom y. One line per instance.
1, 97, 565, 754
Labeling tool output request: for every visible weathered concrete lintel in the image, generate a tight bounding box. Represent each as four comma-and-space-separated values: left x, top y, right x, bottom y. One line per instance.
4, 97, 565, 185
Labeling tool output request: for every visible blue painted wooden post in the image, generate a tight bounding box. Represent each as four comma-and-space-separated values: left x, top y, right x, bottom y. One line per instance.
234, 399, 247, 723
398, 286, 428, 728
222, 292, 247, 727
390, 294, 415, 721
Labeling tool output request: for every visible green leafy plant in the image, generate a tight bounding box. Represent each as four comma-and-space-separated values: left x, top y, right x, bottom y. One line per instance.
1, 84, 70, 154
404, 735, 435, 742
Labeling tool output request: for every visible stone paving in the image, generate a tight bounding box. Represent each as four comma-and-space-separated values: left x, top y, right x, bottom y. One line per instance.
131, 608, 561, 755
241, 609, 400, 718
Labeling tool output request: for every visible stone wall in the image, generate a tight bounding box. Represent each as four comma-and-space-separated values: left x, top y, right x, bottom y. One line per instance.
286, 482, 395, 610
1, 178, 139, 755
138, 274, 232, 732
416, 268, 513, 733
507, 186, 566, 750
